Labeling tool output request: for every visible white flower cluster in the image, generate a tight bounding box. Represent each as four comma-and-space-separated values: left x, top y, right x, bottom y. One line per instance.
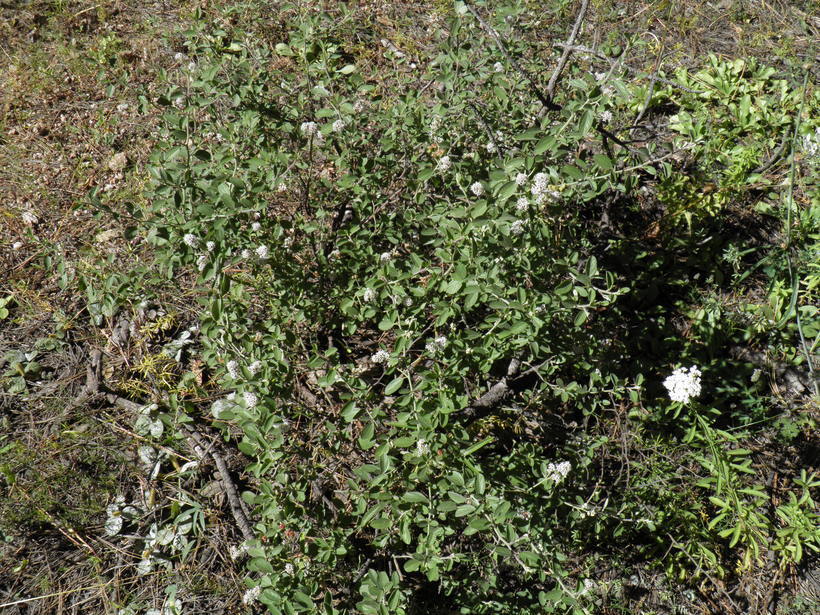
425, 335, 448, 355
530, 172, 558, 204
379, 251, 392, 263
332, 118, 345, 133
255, 244, 269, 260
371, 349, 390, 364
226, 359, 240, 379
470, 181, 485, 197
510, 219, 526, 235
437, 155, 452, 172
242, 585, 262, 605
416, 439, 430, 455
243, 391, 258, 409
803, 127, 820, 158
515, 172, 528, 186
182, 233, 198, 248
229, 543, 249, 561
300, 121, 318, 136
545, 460, 572, 483
515, 197, 529, 213
362, 287, 377, 303
663, 365, 702, 404
600, 110, 613, 123
205, 240, 215, 252
248, 360, 262, 375
428, 115, 443, 144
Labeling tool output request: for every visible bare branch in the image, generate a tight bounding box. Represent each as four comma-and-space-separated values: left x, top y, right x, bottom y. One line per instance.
546, 0, 591, 98
464, 1, 561, 112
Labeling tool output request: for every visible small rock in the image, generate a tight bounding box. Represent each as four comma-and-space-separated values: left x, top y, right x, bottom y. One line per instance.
108, 152, 128, 172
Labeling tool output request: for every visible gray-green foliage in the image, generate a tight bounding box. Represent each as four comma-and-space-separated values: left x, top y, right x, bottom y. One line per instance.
125, 2, 819, 614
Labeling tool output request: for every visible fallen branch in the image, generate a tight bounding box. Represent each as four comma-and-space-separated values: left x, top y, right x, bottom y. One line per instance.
80, 347, 256, 543
455, 357, 522, 423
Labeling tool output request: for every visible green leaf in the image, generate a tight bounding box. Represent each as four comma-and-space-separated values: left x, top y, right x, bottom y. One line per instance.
534, 136, 555, 155
496, 181, 517, 202
404, 491, 430, 504
593, 154, 613, 170
384, 377, 404, 395
338, 64, 357, 74
341, 402, 360, 422
359, 423, 375, 450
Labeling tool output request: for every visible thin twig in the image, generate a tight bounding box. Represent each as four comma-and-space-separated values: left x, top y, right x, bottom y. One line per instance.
464, 2, 560, 112
545, 0, 591, 98
553, 43, 705, 94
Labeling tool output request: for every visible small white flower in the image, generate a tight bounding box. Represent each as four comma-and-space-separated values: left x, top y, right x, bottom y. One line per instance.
486, 142, 497, 153
371, 349, 390, 364
594, 71, 607, 82
599, 110, 613, 123
437, 155, 451, 172
515, 197, 529, 213
251, 222, 261, 231
363, 288, 377, 303
196, 255, 207, 271
416, 439, 430, 455
205, 241, 215, 252
284, 562, 295, 575
602, 85, 616, 97
183, 233, 198, 248
379, 251, 392, 263
21, 210, 38, 225
242, 586, 262, 605
353, 100, 366, 113
803, 127, 820, 157
174, 52, 185, 61
12, 241, 23, 250
515, 172, 528, 186
493, 61, 504, 73
510, 219, 526, 235
425, 335, 448, 354
255, 244, 269, 260
663, 366, 702, 404
226, 360, 240, 379
241, 248, 251, 259
243, 391, 258, 409
229, 543, 248, 560
332, 118, 345, 133
187, 61, 197, 72
545, 460, 572, 483
300, 121, 318, 136
173, 96, 185, 109
470, 182, 484, 196
248, 360, 262, 376
277, 182, 288, 192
